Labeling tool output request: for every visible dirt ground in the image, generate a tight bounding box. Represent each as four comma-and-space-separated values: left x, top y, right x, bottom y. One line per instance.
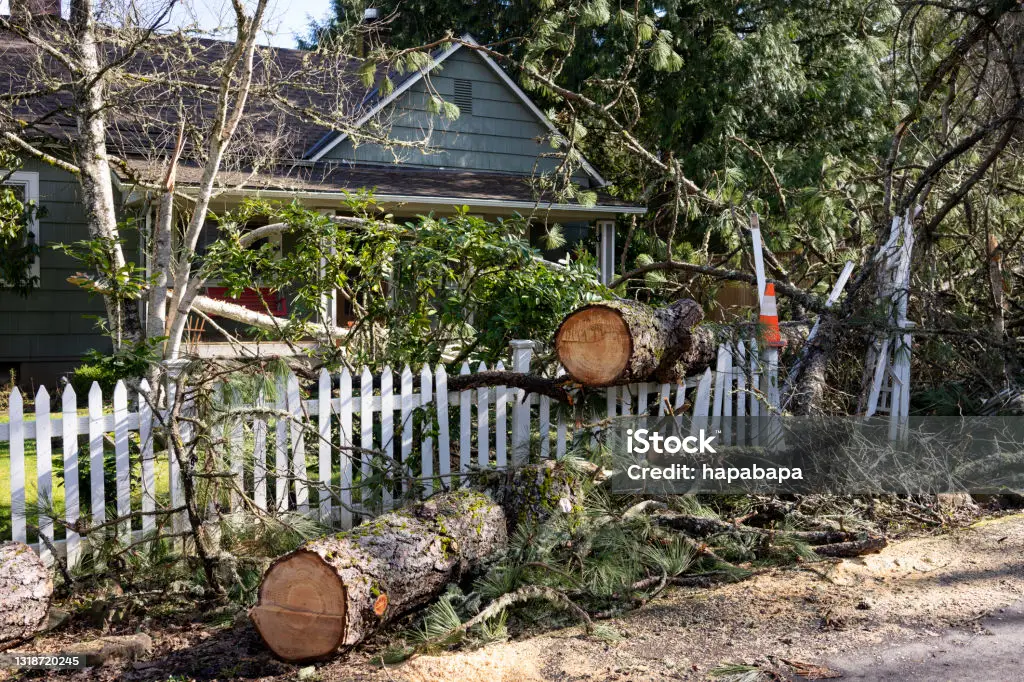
5, 512, 1024, 681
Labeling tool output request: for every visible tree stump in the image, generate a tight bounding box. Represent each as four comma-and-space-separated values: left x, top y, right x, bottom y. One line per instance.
250, 491, 507, 662
0, 542, 53, 650
554, 298, 716, 386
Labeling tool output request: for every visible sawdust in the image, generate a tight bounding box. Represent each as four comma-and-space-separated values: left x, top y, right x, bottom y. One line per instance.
392, 642, 546, 682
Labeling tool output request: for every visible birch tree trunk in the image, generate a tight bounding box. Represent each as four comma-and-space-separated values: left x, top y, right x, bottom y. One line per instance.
70, 0, 141, 349
163, 0, 270, 360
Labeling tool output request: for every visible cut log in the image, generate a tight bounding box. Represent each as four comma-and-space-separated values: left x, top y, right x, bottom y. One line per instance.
0, 542, 53, 650
472, 459, 598, 532
554, 298, 716, 386
250, 491, 506, 662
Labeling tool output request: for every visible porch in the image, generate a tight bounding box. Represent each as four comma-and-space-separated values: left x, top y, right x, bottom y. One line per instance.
123, 163, 645, 357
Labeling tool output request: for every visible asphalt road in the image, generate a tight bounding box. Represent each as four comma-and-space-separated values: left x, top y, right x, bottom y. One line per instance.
805, 599, 1024, 682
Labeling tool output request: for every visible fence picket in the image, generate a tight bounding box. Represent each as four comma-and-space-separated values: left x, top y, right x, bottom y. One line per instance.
673, 379, 686, 414
338, 369, 353, 529
753, 337, 761, 444
165, 377, 184, 533
318, 369, 332, 523
275, 375, 289, 513
62, 384, 81, 566
287, 373, 308, 514
459, 362, 471, 479
225, 384, 243, 510
555, 367, 567, 460
620, 384, 632, 417
420, 366, 434, 497
400, 366, 414, 497
763, 347, 781, 412
712, 348, 728, 438
477, 362, 489, 467
8, 388, 25, 544
360, 367, 374, 510
88, 383, 105, 534
380, 366, 394, 509
606, 385, 617, 420
494, 361, 507, 469
721, 347, 733, 445
692, 369, 713, 437
538, 386, 550, 461
735, 342, 747, 445
638, 382, 650, 417
113, 382, 130, 543
658, 383, 670, 416
34, 387, 52, 565
253, 389, 267, 512
436, 365, 451, 488
138, 380, 155, 539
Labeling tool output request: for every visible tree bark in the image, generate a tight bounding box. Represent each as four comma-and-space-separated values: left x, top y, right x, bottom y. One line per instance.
190, 294, 352, 339
554, 298, 716, 386
789, 316, 837, 415
70, 0, 142, 349
250, 491, 506, 662
0, 542, 53, 650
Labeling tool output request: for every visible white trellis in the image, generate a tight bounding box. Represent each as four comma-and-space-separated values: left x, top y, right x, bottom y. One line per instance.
863, 210, 916, 437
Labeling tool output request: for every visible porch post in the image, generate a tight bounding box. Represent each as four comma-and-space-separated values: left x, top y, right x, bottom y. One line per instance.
596, 219, 616, 285
316, 209, 338, 327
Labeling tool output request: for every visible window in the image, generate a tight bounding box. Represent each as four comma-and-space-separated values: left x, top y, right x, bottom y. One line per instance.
453, 79, 473, 115
1, 170, 40, 287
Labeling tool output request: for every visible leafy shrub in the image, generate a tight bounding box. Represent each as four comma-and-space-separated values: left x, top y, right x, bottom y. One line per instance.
70, 338, 162, 398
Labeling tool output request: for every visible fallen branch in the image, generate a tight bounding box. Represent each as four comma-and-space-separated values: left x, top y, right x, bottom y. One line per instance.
811, 535, 888, 558
445, 370, 572, 402
650, 511, 887, 557
191, 294, 351, 340
457, 585, 593, 636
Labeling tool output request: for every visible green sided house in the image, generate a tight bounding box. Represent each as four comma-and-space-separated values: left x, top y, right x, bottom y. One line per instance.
1, 15, 644, 385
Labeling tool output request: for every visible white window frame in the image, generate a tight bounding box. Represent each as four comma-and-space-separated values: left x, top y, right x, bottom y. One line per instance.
2, 170, 41, 285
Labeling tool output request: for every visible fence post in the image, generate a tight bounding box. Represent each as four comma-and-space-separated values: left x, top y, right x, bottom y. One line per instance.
510, 340, 534, 467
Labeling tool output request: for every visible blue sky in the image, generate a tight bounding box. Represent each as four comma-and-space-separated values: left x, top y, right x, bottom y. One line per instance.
0, 0, 335, 48
170, 0, 334, 47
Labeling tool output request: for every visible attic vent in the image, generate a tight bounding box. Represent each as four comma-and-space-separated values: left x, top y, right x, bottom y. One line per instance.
453, 79, 473, 115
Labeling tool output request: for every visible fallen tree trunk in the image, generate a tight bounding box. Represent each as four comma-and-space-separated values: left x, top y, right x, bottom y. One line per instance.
554, 298, 717, 386
191, 294, 352, 340
250, 491, 506, 662
0, 542, 53, 650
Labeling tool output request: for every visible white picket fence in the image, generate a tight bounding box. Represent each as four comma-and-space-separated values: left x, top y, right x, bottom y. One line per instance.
1, 339, 779, 567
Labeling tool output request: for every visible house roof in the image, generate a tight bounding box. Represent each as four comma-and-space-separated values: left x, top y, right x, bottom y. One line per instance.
2, 24, 640, 214
305, 34, 608, 187
117, 159, 644, 215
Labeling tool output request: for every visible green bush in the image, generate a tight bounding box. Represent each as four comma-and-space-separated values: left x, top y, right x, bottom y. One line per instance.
70, 339, 161, 398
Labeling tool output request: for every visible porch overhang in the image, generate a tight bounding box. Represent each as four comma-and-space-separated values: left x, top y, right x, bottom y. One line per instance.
117, 160, 646, 220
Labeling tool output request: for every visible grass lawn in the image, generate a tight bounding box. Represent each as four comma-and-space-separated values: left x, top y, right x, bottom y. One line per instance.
1, 437, 171, 543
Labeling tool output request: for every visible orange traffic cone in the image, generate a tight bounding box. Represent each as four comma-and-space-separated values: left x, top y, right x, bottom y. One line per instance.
759, 283, 786, 347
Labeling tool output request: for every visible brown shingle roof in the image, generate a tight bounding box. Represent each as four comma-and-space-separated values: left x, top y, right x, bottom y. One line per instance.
118, 159, 642, 210
3, 25, 642, 211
